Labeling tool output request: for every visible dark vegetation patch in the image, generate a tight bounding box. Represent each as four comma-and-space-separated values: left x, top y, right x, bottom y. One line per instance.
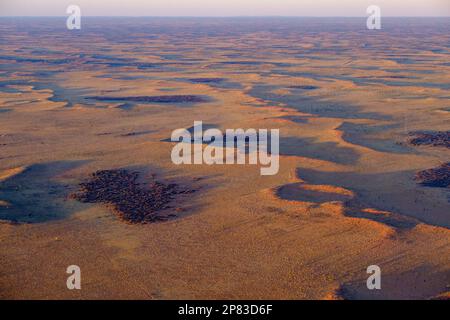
409, 131, 450, 149
183, 77, 242, 89
0, 55, 76, 65
160, 123, 218, 143
87, 95, 208, 104
90, 61, 166, 69
415, 163, 450, 188
119, 130, 154, 137
220, 61, 263, 66
357, 75, 413, 80
188, 78, 224, 83
71, 170, 195, 224
383, 75, 411, 79
288, 85, 319, 90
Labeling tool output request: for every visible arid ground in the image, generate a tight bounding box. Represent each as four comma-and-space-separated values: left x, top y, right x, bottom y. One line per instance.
0, 17, 449, 299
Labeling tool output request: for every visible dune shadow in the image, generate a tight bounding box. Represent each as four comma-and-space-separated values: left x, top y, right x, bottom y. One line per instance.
337, 265, 449, 300
280, 136, 360, 165
296, 167, 450, 229
277, 115, 309, 124
0, 160, 88, 224
181, 77, 243, 89
338, 122, 412, 154
161, 124, 356, 164
248, 84, 388, 120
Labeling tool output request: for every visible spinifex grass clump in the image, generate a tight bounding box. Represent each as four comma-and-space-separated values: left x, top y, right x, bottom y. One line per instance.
72, 169, 191, 223
415, 163, 450, 188
409, 131, 450, 149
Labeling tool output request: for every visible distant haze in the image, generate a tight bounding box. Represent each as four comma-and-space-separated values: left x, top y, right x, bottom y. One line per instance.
1, 0, 449, 17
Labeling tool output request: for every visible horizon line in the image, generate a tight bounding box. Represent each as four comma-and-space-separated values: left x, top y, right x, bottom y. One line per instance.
1, 15, 450, 18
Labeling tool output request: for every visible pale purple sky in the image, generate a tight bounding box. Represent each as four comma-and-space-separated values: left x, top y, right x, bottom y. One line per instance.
1, 0, 449, 17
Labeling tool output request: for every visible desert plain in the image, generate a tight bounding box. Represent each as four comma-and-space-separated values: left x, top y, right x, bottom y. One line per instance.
0, 17, 449, 299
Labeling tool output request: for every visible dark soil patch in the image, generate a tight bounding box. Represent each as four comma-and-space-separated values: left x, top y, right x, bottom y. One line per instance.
87, 95, 208, 104
415, 163, 450, 188
71, 169, 195, 223
409, 131, 450, 149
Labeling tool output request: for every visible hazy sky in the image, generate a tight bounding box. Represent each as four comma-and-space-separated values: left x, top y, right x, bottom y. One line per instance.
1, 0, 449, 17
